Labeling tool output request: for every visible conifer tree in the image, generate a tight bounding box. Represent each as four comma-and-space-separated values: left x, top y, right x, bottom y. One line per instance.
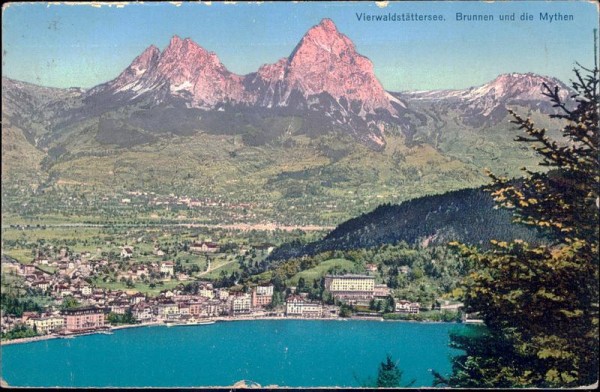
376, 354, 402, 387
436, 63, 599, 387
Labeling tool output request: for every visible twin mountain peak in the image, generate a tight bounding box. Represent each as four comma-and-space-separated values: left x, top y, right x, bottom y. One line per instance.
97, 19, 393, 114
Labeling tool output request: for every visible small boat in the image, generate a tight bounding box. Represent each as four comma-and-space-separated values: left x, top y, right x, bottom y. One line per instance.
174, 320, 216, 327
191, 320, 216, 325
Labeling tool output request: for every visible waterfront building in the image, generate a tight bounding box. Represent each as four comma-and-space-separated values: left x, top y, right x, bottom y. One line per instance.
286, 295, 304, 316
324, 274, 375, 303
178, 303, 191, 315
231, 293, 252, 315
213, 299, 229, 317
62, 306, 106, 332
131, 303, 153, 322
285, 295, 323, 318
322, 305, 340, 318
395, 300, 420, 314
109, 300, 130, 315
26, 315, 65, 334
189, 301, 203, 317
157, 302, 179, 318
300, 302, 323, 318
251, 285, 274, 308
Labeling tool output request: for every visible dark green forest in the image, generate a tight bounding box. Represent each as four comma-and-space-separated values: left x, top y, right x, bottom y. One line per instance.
269, 187, 544, 261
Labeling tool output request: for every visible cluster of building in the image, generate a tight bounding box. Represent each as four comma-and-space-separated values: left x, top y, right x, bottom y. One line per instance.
1, 247, 424, 339
1, 279, 335, 337
324, 274, 420, 313
119, 192, 260, 215
4, 307, 108, 337
1, 251, 189, 298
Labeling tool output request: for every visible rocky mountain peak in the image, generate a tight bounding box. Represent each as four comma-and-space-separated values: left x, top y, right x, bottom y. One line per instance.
289, 18, 352, 62
317, 17, 337, 32
463, 73, 572, 118
162, 35, 208, 58
91, 35, 245, 107
159, 35, 219, 73
477, 72, 569, 101
264, 18, 396, 115
96, 44, 160, 96
402, 72, 574, 127
134, 45, 160, 70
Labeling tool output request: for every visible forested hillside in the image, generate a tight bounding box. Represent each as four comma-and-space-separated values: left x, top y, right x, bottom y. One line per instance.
269, 187, 543, 260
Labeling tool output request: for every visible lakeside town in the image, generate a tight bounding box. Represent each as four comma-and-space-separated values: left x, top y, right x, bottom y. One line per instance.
0, 241, 468, 344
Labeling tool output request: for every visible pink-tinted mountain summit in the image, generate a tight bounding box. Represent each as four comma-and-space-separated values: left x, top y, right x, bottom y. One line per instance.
94, 19, 400, 117
246, 18, 400, 114
98, 35, 245, 107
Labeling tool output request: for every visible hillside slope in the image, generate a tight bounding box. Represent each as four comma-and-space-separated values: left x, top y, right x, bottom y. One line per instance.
269, 187, 543, 260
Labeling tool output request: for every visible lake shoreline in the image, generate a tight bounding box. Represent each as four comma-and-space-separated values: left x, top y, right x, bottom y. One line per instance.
0, 316, 463, 346
1, 319, 463, 388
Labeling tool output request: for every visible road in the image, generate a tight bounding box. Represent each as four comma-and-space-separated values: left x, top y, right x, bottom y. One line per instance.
3, 222, 334, 232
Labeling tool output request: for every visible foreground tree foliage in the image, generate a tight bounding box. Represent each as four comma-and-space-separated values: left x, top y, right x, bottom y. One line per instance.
376, 354, 415, 388
435, 64, 599, 387
356, 354, 415, 387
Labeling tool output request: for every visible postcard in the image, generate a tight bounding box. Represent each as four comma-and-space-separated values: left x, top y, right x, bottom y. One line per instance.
1, 1, 598, 389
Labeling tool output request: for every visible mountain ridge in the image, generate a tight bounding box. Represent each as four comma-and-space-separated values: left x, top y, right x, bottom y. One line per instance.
3, 17, 573, 138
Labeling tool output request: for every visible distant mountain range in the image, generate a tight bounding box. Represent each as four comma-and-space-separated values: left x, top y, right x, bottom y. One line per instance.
1, 18, 574, 224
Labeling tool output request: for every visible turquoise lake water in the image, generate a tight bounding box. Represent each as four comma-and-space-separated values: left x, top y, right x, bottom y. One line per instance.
1, 320, 466, 387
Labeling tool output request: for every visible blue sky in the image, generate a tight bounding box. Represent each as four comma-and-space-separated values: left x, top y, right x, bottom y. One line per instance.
2, 1, 598, 91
